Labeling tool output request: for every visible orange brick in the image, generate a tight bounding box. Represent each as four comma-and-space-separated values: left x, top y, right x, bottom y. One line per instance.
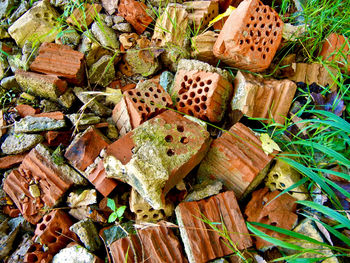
14, 104, 38, 117
44, 131, 72, 147
0, 153, 27, 169
24, 244, 52, 263
66, 3, 102, 29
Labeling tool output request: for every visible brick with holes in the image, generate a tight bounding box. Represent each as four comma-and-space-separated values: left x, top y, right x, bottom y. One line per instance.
171, 59, 233, 122
213, 0, 283, 72
112, 79, 173, 136
184, 1, 219, 30
198, 122, 275, 199
105, 110, 211, 210
24, 243, 53, 263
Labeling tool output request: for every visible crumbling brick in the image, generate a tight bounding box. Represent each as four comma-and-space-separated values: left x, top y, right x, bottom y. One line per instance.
0, 153, 27, 170
24, 244, 52, 263
14, 104, 39, 117
175, 191, 252, 263
105, 110, 211, 209
66, 3, 102, 29
44, 131, 72, 147
184, 1, 219, 29
118, 0, 153, 34
30, 42, 85, 85
110, 223, 187, 263
198, 122, 274, 199
191, 31, 219, 65
232, 71, 297, 124
33, 111, 64, 120
245, 187, 298, 250
213, 0, 283, 72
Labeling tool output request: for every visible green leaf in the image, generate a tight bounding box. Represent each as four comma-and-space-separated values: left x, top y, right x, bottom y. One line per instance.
107, 198, 116, 211
108, 211, 119, 223
116, 206, 127, 218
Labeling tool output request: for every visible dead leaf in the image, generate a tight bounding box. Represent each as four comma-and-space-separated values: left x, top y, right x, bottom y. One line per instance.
260, 133, 281, 155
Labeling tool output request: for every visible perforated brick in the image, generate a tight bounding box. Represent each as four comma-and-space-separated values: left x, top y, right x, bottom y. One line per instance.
24, 244, 52, 263
213, 0, 283, 72
185, 1, 219, 29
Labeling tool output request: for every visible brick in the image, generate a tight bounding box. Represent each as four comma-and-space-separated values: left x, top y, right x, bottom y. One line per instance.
3, 144, 85, 224
30, 42, 85, 85
14, 104, 38, 117
66, 3, 102, 30
0, 153, 27, 170
24, 243, 52, 263
320, 33, 350, 72
0, 110, 6, 139
32, 111, 64, 120
15, 69, 68, 101
112, 80, 173, 135
232, 71, 297, 124
34, 210, 78, 254
65, 126, 110, 171
245, 187, 298, 250
105, 110, 211, 209
3, 205, 20, 218
118, 0, 153, 34
213, 0, 283, 72
191, 31, 219, 65
198, 122, 274, 199
184, 1, 219, 30
44, 131, 72, 147
171, 62, 233, 122
110, 223, 186, 263
175, 191, 252, 263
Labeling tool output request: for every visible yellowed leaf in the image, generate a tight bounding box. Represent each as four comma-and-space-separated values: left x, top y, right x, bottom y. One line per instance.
260, 133, 281, 155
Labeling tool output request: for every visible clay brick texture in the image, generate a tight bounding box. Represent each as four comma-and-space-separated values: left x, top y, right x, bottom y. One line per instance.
185, 1, 219, 30
213, 0, 283, 72
172, 69, 233, 122
175, 191, 252, 263
24, 243, 52, 263
66, 3, 102, 29
30, 42, 85, 85
110, 223, 187, 263
0, 153, 27, 170
198, 122, 274, 199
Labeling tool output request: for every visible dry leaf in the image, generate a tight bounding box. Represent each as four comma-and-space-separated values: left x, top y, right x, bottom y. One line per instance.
260, 133, 281, 155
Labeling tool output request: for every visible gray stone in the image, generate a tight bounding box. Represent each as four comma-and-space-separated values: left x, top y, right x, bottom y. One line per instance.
52, 244, 100, 263
0, 218, 20, 260
113, 16, 124, 24
161, 45, 190, 72
0, 76, 20, 92
1, 133, 43, 154
67, 113, 101, 126
159, 71, 174, 93
70, 219, 102, 252
50, 0, 71, 9
125, 49, 160, 77
0, 0, 19, 20
14, 116, 66, 133
88, 55, 115, 87
39, 99, 61, 112
6, 233, 33, 263
104, 15, 114, 27
58, 89, 76, 109
58, 27, 81, 48
0, 26, 9, 39
8, 0, 29, 23
184, 180, 223, 202
112, 22, 132, 33
74, 87, 112, 117
91, 21, 119, 50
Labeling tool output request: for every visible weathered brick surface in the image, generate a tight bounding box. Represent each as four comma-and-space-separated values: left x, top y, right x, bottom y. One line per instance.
245, 187, 298, 250
0, 153, 27, 169
213, 0, 283, 72
30, 42, 85, 85
44, 131, 72, 147
118, 0, 153, 34
198, 122, 274, 199
110, 223, 187, 263
191, 31, 219, 65
66, 3, 102, 29
14, 104, 38, 117
172, 69, 233, 122
24, 243, 52, 263
185, 1, 219, 29
175, 191, 252, 263
232, 71, 297, 124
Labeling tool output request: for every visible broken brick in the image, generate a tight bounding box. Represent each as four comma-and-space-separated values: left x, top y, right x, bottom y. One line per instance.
32, 111, 64, 120
184, 1, 219, 29
24, 243, 53, 263
175, 191, 252, 263
118, 0, 153, 34
0, 153, 27, 170
30, 42, 85, 85
65, 126, 110, 171
44, 131, 72, 147
213, 0, 283, 72
245, 187, 298, 250
191, 31, 219, 65
110, 223, 187, 263
3, 205, 20, 218
232, 71, 297, 124
14, 104, 38, 117
105, 110, 211, 209
66, 3, 102, 30
198, 122, 274, 199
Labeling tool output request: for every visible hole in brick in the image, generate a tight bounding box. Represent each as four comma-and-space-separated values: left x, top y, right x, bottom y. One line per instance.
153, 213, 160, 219
269, 24, 272, 29
188, 109, 194, 116
274, 16, 278, 21
136, 209, 142, 213
250, 31, 253, 36
177, 125, 184, 132
167, 149, 175, 156
266, 31, 270, 36
176, 98, 180, 102
39, 224, 46, 231
150, 100, 154, 105
183, 94, 188, 100
26, 254, 38, 262
162, 97, 166, 102
263, 54, 266, 59
204, 87, 209, 92
46, 235, 57, 243
206, 80, 212, 85
194, 97, 200, 104
261, 24, 265, 28
273, 174, 279, 179
201, 95, 207, 101
188, 79, 193, 84
149, 87, 153, 92
198, 89, 203, 94
28, 245, 37, 253
128, 91, 133, 95
181, 82, 186, 88
136, 92, 141, 96
264, 8, 267, 13
184, 75, 188, 81
259, 16, 262, 21
267, 15, 271, 19
180, 137, 188, 144
271, 182, 277, 187
141, 113, 146, 119
143, 215, 148, 219
193, 83, 197, 88
145, 92, 150, 97
199, 82, 205, 87
271, 222, 277, 226
195, 76, 201, 82
273, 31, 277, 36
160, 209, 165, 216
45, 215, 52, 221
276, 22, 281, 27
266, 47, 270, 52
250, 16, 254, 20
250, 46, 254, 51
194, 105, 200, 112
258, 47, 262, 52
154, 94, 159, 98
138, 106, 143, 111
239, 40, 243, 45
200, 103, 207, 110
157, 89, 161, 93
132, 98, 137, 103
190, 92, 195, 98
270, 39, 273, 44
280, 183, 286, 188
54, 227, 63, 235
263, 41, 267, 45
258, 31, 261, 37
246, 24, 250, 28
245, 39, 250, 44
187, 100, 193, 105
254, 23, 257, 28
256, 7, 259, 12
146, 106, 151, 113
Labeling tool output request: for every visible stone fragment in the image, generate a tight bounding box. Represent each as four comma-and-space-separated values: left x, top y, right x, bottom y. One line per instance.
105, 87, 122, 105
159, 71, 174, 93
70, 219, 102, 252
14, 115, 66, 133
67, 189, 97, 221
184, 1, 219, 29
66, 3, 102, 29
6, 233, 33, 262
123, 48, 160, 77
110, 223, 186, 263
112, 22, 132, 32
79, 34, 113, 67
91, 21, 119, 50
57, 27, 81, 48
58, 89, 76, 109
191, 31, 219, 64
1, 75, 21, 91
67, 113, 101, 127
320, 33, 350, 72
0, 218, 20, 260
30, 42, 85, 86
171, 59, 233, 122
8, 0, 60, 47
52, 243, 104, 263
3, 144, 86, 223
245, 187, 298, 250
65, 126, 109, 171
266, 158, 308, 200
118, 0, 153, 34
88, 55, 116, 87
0, 153, 27, 169
0, 0, 19, 20
112, 80, 172, 135
102, 0, 119, 15
282, 23, 306, 41
105, 110, 211, 209
184, 180, 223, 202
232, 71, 297, 125
1, 133, 43, 155
213, 0, 283, 72
73, 87, 112, 117
198, 122, 274, 199
176, 191, 252, 263
8, 0, 29, 23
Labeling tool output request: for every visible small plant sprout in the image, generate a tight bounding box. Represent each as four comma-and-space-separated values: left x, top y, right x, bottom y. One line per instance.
107, 198, 127, 224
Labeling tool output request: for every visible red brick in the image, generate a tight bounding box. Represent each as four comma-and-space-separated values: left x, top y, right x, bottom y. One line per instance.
30, 42, 85, 85
66, 3, 102, 29
245, 187, 298, 249
110, 223, 187, 263
24, 244, 52, 263
3, 205, 20, 217
176, 191, 252, 263
0, 153, 27, 169
65, 126, 109, 171
172, 70, 233, 122
44, 131, 72, 147
33, 111, 65, 120
14, 104, 38, 117
198, 122, 275, 199
118, 0, 153, 34
213, 0, 283, 72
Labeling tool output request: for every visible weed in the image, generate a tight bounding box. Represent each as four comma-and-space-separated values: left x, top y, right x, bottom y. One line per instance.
107, 198, 127, 224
